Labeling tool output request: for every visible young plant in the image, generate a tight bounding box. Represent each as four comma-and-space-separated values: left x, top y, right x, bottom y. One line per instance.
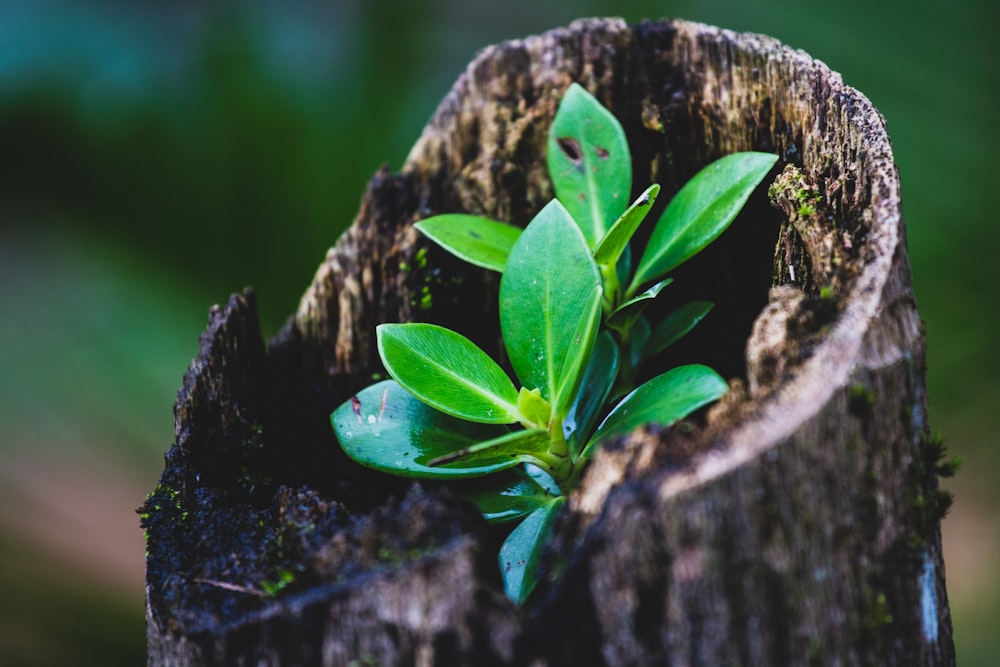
332, 83, 777, 604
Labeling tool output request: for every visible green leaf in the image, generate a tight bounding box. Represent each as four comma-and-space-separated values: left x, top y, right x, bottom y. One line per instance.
517, 387, 551, 429
552, 286, 603, 419
456, 467, 555, 524
547, 83, 632, 247
414, 214, 521, 273
646, 301, 714, 358
593, 184, 659, 269
606, 278, 672, 335
523, 463, 561, 496
615, 242, 632, 288
425, 427, 549, 468
583, 365, 728, 458
565, 331, 619, 460
499, 497, 565, 605
332, 381, 524, 478
629, 315, 652, 372
500, 199, 602, 417
378, 323, 520, 424
630, 152, 778, 294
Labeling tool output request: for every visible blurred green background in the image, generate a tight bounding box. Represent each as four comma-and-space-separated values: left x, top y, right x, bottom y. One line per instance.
1, 0, 995, 663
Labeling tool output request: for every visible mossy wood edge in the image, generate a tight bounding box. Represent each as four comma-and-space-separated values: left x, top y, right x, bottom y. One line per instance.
143, 18, 955, 666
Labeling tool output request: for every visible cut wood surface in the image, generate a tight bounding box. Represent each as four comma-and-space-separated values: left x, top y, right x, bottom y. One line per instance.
142, 18, 955, 666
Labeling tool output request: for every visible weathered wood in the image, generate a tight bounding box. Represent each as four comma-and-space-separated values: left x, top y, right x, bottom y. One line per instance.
142, 18, 955, 665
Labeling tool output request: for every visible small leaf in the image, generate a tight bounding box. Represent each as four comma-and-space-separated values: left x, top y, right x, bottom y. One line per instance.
378, 323, 520, 424
583, 365, 728, 458
630, 152, 778, 294
517, 387, 551, 429
332, 381, 523, 478
499, 497, 565, 605
565, 331, 619, 460
500, 200, 602, 416
606, 278, 672, 335
426, 428, 548, 468
547, 83, 632, 247
456, 467, 555, 524
593, 184, 660, 269
415, 214, 521, 272
646, 301, 714, 358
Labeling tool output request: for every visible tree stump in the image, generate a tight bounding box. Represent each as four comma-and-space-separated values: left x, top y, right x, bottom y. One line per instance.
141, 18, 955, 666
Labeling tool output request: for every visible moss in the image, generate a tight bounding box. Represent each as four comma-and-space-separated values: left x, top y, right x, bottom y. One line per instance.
376, 545, 438, 567
768, 166, 822, 220
866, 591, 894, 629
934, 489, 955, 520
850, 383, 874, 404
143, 483, 183, 517
260, 567, 298, 596
419, 285, 433, 310
848, 383, 875, 416
403, 236, 474, 313
928, 433, 961, 478
910, 427, 958, 537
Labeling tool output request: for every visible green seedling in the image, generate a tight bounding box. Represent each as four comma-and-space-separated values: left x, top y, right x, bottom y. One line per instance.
333, 83, 777, 605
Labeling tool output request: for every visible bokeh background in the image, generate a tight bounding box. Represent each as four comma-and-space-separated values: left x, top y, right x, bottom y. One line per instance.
1, 0, 996, 663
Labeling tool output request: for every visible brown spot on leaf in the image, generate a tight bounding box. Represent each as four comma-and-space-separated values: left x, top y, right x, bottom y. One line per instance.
351, 395, 362, 424
557, 137, 583, 163
595, 146, 609, 159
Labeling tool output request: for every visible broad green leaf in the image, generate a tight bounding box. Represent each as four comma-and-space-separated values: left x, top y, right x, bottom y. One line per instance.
456, 467, 555, 524
547, 83, 631, 247
425, 427, 548, 468
565, 331, 619, 460
499, 497, 565, 605
593, 184, 660, 268
552, 287, 603, 419
332, 381, 523, 478
646, 301, 714, 358
378, 323, 519, 424
500, 200, 602, 416
606, 278, 672, 335
583, 365, 728, 458
414, 214, 521, 272
630, 152, 778, 295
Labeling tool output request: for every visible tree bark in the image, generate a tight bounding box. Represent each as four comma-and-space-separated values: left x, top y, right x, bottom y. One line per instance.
141, 18, 955, 666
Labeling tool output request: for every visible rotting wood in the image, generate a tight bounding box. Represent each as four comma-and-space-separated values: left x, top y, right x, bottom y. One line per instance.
142, 18, 955, 666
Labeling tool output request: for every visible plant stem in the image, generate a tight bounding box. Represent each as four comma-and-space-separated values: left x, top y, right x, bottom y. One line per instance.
599, 262, 620, 315
540, 425, 575, 494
